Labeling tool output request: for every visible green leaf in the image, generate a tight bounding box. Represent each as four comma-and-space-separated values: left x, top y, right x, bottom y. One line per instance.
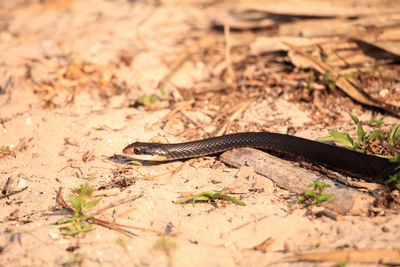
349, 113, 366, 144
367, 130, 384, 141
327, 131, 355, 149
305, 190, 317, 198
390, 124, 400, 146
344, 72, 358, 79
0, 146, 10, 151
86, 197, 102, 210
386, 172, 400, 184
305, 73, 314, 91
370, 117, 384, 127
389, 157, 400, 163
70, 195, 82, 212
318, 194, 334, 201
159, 87, 166, 97
349, 113, 360, 124
322, 183, 331, 189
323, 69, 340, 90
318, 136, 340, 143
137, 95, 159, 107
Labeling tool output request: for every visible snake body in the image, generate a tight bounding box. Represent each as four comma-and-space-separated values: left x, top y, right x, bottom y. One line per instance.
123, 132, 399, 182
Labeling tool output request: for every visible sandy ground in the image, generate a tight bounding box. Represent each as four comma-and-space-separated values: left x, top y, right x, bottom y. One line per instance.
0, 1, 399, 266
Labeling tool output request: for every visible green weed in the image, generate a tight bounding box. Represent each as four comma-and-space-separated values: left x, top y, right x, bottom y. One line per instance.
154, 236, 177, 251
64, 253, 85, 266
137, 88, 166, 107
0, 145, 10, 151
305, 73, 314, 91
318, 113, 400, 188
389, 124, 400, 147
116, 237, 127, 249
319, 113, 400, 154
387, 172, 400, 190
57, 185, 102, 236
323, 69, 340, 90
298, 180, 334, 205
176, 191, 246, 206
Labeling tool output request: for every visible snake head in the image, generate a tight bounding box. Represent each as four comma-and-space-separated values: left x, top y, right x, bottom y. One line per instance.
122, 142, 169, 161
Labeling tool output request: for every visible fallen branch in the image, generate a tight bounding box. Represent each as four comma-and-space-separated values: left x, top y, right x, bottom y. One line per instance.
220, 148, 373, 215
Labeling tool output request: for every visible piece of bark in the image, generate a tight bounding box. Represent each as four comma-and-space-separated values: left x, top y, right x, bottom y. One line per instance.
220, 148, 373, 216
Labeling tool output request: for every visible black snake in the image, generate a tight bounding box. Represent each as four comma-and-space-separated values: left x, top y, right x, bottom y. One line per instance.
123, 132, 399, 183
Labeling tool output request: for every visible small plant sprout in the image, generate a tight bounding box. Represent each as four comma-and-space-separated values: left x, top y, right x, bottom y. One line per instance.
305, 73, 314, 91
318, 113, 366, 151
57, 185, 102, 236
154, 236, 177, 252
319, 113, 400, 154
386, 172, 400, 191
323, 69, 340, 90
137, 88, 166, 108
0, 145, 11, 151
367, 116, 386, 141
65, 253, 85, 266
176, 191, 245, 206
349, 113, 366, 145
389, 124, 400, 147
318, 113, 400, 188
116, 237, 127, 249
298, 180, 334, 205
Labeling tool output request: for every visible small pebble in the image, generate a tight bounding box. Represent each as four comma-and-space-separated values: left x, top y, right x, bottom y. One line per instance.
48, 230, 59, 239
17, 179, 26, 189
25, 117, 32, 126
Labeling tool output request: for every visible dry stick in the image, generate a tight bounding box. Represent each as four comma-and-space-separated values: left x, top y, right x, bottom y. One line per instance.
231, 215, 269, 231
215, 101, 251, 136
57, 187, 73, 211
88, 217, 133, 238
0, 0, 74, 18
241, 237, 275, 252
221, 185, 243, 194
105, 221, 178, 237
0, 186, 28, 200
193, 83, 229, 94
115, 207, 137, 219
282, 41, 399, 116
157, 33, 216, 90
91, 194, 143, 216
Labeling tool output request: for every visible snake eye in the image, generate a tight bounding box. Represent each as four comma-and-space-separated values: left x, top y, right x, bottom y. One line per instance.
133, 147, 142, 154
